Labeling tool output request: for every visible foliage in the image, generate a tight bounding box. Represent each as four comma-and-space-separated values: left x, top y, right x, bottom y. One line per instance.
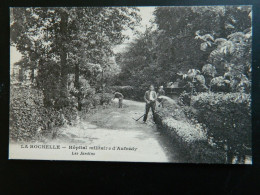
210, 76, 231, 92
202, 64, 217, 77
179, 69, 208, 93
100, 93, 114, 105
106, 86, 134, 99
10, 7, 252, 164
155, 97, 206, 142
199, 28, 252, 93
177, 29, 252, 94
114, 28, 162, 100
10, 85, 77, 142
208, 29, 252, 76
202, 64, 217, 86
155, 92, 251, 163
156, 96, 187, 121
10, 7, 140, 141
178, 91, 192, 106
11, 7, 141, 107
191, 92, 251, 163
115, 6, 251, 98
114, 6, 252, 163
161, 117, 206, 143
154, 96, 226, 163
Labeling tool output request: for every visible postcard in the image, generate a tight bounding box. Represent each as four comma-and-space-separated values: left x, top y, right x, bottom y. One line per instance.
9, 6, 252, 164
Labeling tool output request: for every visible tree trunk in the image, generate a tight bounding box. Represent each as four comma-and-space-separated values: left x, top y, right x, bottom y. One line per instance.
18, 67, 24, 82
75, 62, 81, 111
31, 67, 34, 84
219, 13, 227, 38
60, 10, 69, 100
101, 69, 104, 93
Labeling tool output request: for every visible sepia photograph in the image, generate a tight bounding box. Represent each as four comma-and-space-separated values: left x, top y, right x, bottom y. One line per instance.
9, 6, 252, 164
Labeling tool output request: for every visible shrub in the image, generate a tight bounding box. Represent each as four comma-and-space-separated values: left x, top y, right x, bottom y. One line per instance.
87, 92, 114, 108
161, 117, 206, 143
154, 96, 226, 163
68, 77, 96, 110
156, 96, 187, 120
106, 86, 134, 99
178, 91, 191, 106
155, 98, 207, 147
100, 93, 114, 105
155, 108, 225, 163
9, 85, 79, 142
91, 93, 102, 108
202, 64, 217, 78
179, 69, 208, 93
210, 76, 231, 92
191, 92, 251, 163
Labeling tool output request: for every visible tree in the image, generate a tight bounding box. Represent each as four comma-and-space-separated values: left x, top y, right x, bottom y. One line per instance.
114, 27, 162, 99
116, 6, 252, 99
198, 29, 252, 93
11, 7, 141, 109
154, 6, 251, 75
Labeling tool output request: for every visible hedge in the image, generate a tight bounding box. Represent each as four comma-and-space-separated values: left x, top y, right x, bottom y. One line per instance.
10, 84, 115, 142
10, 86, 79, 142
191, 92, 251, 163
106, 86, 134, 99
154, 96, 226, 163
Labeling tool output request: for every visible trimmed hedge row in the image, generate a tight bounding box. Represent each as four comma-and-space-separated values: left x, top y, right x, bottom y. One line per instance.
154, 97, 226, 163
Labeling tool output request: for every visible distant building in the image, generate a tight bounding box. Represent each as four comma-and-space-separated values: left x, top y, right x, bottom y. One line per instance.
165, 79, 184, 97
11, 62, 35, 85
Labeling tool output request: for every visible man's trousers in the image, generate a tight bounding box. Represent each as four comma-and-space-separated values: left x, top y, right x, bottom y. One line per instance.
119, 98, 123, 108
143, 101, 156, 122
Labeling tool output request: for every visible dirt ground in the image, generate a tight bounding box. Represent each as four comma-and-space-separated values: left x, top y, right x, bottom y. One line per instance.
53, 99, 185, 163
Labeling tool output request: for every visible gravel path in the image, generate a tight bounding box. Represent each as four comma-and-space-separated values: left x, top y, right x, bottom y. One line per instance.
53, 99, 183, 162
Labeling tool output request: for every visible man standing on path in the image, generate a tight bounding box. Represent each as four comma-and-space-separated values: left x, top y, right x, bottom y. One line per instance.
157, 86, 165, 97
113, 92, 124, 108
157, 86, 165, 107
143, 85, 157, 123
